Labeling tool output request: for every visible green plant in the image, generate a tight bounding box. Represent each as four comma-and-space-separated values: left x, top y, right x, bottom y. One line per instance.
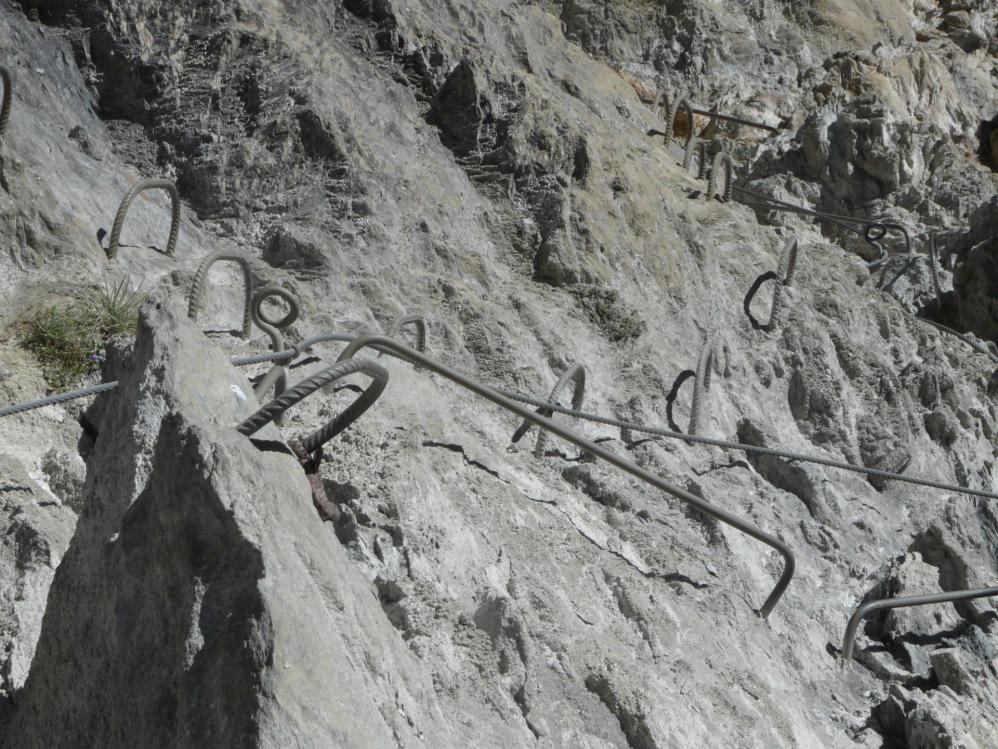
21, 276, 146, 388
570, 285, 647, 344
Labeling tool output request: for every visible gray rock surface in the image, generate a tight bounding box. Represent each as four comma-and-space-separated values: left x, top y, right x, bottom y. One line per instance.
0, 0, 996, 746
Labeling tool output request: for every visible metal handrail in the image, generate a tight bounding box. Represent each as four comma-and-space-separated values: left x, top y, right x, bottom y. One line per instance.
236, 357, 388, 456
653, 88, 778, 135
105, 179, 182, 260
335, 335, 796, 617
187, 251, 255, 338
842, 584, 998, 661
0, 66, 12, 142
744, 237, 799, 331
511, 364, 586, 458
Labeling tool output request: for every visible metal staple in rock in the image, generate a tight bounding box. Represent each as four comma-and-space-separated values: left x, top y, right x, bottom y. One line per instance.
707, 150, 735, 202
683, 136, 708, 179
927, 234, 944, 312
744, 237, 799, 331
105, 179, 182, 260
393, 314, 427, 352
236, 357, 388, 456
666, 338, 722, 436
336, 335, 795, 617
842, 584, 998, 661
512, 364, 586, 458
0, 66, 12, 142
187, 251, 255, 338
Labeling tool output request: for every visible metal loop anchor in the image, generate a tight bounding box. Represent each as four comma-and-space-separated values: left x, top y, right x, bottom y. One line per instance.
249, 285, 301, 412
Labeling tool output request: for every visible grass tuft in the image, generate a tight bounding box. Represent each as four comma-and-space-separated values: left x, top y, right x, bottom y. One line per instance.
21, 275, 147, 388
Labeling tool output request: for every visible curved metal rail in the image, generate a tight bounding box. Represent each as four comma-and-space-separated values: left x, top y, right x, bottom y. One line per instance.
744, 237, 799, 331
512, 364, 587, 458
187, 251, 255, 338
732, 184, 910, 268
0, 66, 12, 142
236, 357, 388, 456
707, 151, 735, 202
335, 335, 795, 617
105, 179, 182, 260
842, 584, 998, 661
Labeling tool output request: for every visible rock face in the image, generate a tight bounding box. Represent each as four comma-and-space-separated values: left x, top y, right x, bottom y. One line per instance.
4, 300, 451, 747
0, 0, 996, 746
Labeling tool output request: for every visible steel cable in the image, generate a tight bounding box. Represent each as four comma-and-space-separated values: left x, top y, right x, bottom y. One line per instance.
188, 252, 255, 338
489, 386, 998, 501
105, 179, 182, 260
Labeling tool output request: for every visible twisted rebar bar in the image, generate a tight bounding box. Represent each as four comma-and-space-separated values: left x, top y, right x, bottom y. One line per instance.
393, 314, 427, 352
707, 151, 735, 202
187, 252, 255, 338
666, 339, 722, 436
335, 335, 795, 617
927, 234, 943, 312
683, 136, 708, 179
916, 317, 998, 364
105, 179, 182, 260
237, 357, 388, 456
0, 67, 12, 143
249, 285, 300, 412
511, 365, 586, 458
842, 584, 998, 662
744, 237, 799, 332
689, 338, 721, 436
